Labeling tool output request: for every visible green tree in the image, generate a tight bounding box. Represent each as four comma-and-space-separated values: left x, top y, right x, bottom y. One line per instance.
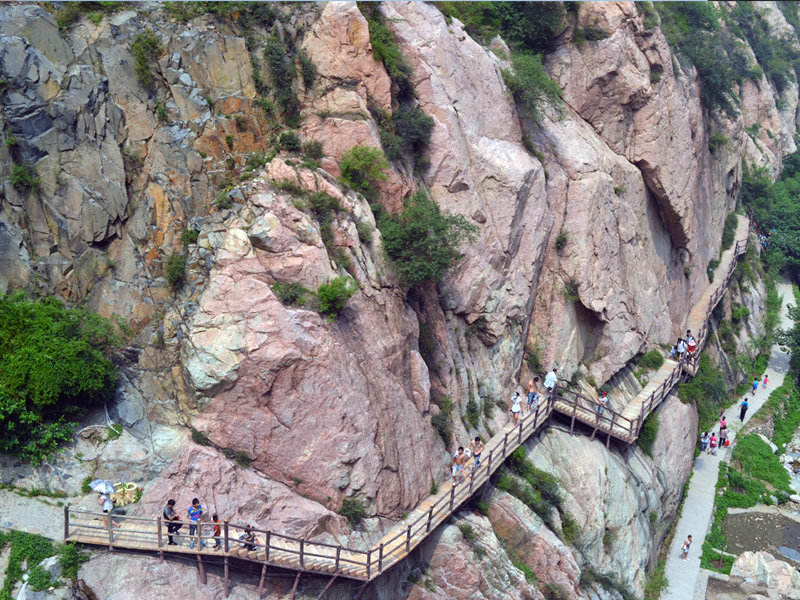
0, 293, 122, 462
339, 146, 389, 200
378, 191, 478, 287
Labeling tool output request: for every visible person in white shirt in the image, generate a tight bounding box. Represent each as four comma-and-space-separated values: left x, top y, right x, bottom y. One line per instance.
544, 368, 558, 392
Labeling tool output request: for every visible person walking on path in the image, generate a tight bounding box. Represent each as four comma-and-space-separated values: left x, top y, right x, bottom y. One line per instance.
544, 368, 558, 393
709, 433, 717, 455
469, 437, 485, 470
681, 535, 692, 560
676, 338, 687, 359
740, 398, 749, 421
720, 414, 727, 431
164, 499, 182, 545
510, 392, 523, 425
763, 374, 769, 388
451, 447, 468, 485
596, 391, 608, 421
719, 426, 728, 448
187, 498, 205, 549
699, 432, 709, 452
752, 377, 759, 395
526, 376, 541, 411
98, 492, 119, 530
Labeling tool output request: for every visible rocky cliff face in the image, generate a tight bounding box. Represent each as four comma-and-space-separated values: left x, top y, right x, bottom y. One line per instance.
0, 1, 795, 599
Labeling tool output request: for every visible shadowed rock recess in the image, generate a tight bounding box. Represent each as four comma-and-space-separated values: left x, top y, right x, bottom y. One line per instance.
0, 1, 797, 598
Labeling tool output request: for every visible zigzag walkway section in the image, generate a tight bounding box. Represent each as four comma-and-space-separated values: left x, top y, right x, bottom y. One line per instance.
64, 216, 751, 596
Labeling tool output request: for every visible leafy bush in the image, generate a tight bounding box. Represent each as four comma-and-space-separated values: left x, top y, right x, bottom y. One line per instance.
638, 349, 664, 370
356, 220, 373, 245
180, 228, 199, 246
554, 229, 568, 250
316, 277, 357, 317
339, 497, 366, 526
279, 131, 302, 152
298, 50, 316, 88
465, 398, 480, 429
214, 190, 233, 209
708, 129, 729, 154
264, 37, 299, 121
0, 531, 56, 598
720, 212, 738, 251
128, 30, 162, 90
165, 252, 186, 289
339, 146, 389, 200
502, 51, 562, 121
392, 105, 435, 172
9, 161, 41, 195
0, 294, 121, 462
59, 542, 89, 581
302, 140, 324, 160
378, 191, 478, 287
359, 3, 414, 100
677, 353, 730, 436
562, 278, 579, 302
731, 302, 749, 325
431, 396, 453, 443
271, 282, 309, 307
637, 414, 659, 457
190, 427, 212, 446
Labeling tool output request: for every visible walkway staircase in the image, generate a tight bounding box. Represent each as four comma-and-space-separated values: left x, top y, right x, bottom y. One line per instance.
64, 215, 752, 595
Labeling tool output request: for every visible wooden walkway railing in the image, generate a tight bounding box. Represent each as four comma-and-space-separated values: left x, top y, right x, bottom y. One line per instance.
64, 215, 752, 595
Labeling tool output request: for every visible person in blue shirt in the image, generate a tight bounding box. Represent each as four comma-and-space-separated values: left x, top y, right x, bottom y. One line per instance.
187, 498, 205, 549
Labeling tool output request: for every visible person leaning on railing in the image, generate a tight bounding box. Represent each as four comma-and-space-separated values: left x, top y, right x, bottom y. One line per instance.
163, 499, 183, 545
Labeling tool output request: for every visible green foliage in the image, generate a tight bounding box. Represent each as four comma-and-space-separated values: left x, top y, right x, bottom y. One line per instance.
316, 277, 357, 318
654, 2, 754, 117
128, 30, 162, 90
430, 480, 439, 495
708, 129, 729, 154
223, 448, 252, 469
637, 414, 659, 457
340, 146, 389, 201
180, 228, 199, 246
106, 423, 122, 440
431, 396, 453, 443
465, 398, 480, 430
730, 302, 750, 325
264, 37, 299, 122
271, 282, 309, 307
356, 220, 373, 245
378, 191, 478, 287
80, 475, 93, 494
298, 50, 316, 88
9, 161, 41, 195
501, 52, 562, 121
53, 1, 124, 32
0, 530, 56, 599
0, 294, 121, 462
643, 556, 668, 599
613, 185, 626, 196
720, 212, 738, 251
392, 105, 435, 173
58, 543, 89, 581
190, 427, 212, 446
302, 140, 324, 160
165, 252, 186, 289
554, 229, 568, 250
214, 190, 233, 209
156, 101, 168, 122
677, 353, 729, 433
457, 522, 476, 542
359, 3, 414, 100
562, 278, 580, 302
339, 497, 366, 526
279, 131, 302, 152
572, 24, 610, 47
638, 349, 664, 371
707, 257, 720, 282
732, 434, 791, 492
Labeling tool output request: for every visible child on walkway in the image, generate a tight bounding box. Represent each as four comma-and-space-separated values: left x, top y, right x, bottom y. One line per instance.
763, 374, 769, 388
187, 498, 205, 549
212, 513, 221, 550
753, 377, 759, 395
681, 535, 692, 560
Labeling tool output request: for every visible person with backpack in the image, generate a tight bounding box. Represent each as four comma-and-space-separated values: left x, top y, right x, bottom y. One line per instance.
740, 398, 749, 421
163, 499, 182, 545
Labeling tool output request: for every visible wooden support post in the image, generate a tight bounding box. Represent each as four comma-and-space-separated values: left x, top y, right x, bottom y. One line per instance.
378, 543, 384, 573
335, 546, 341, 573
224, 521, 229, 553
449, 486, 455, 512
569, 400, 578, 435
468, 469, 474, 494
486, 449, 492, 474
518, 421, 523, 444
157, 516, 163, 549
224, 556, 230, 598
107, 510, 114, 552
197, 554, 207, 585
366, 549, 371, 579
289, 571, 301, 600
406, 525, 411, 553
426, 508, 433, 533
257, 563, 267, 598
315, 575, 339, 600
502, 432, 508, 457
63, 506, 69, 541
265, 531, 271, 563
300, 539, 305, 568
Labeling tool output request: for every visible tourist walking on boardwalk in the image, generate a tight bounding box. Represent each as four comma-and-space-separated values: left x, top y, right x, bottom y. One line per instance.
596, 391, 608, 421
752, 377, 759, 395
469, 437, 485, 469
510, 391, 523, 425
526, 376, 541, 411
188, 498, 205, 549
451, 447, 468, 484
164, 499, 182, 545
675, 338, 687, 359
740, 398, 749, 421
686, 330, 697, 356
544, 367, 558, 393
680, 535, 692, 560
709, 432, 717, 455
699, 432, 709, 452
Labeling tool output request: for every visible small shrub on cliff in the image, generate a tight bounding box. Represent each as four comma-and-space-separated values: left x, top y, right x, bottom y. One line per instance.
501, 51, 562, 121
298, 50, 317, 88
190, 428, 212, 447
554, 229, 568, 251
264, 37, 300, 122
302, 140, 324, 160
59, 543, 89, 581
339, 497, 366, 526
720, 212, 738, 251
316, 276, 358, 318
339, 146, 389, 201
637, 414, 659, 457
0, 293, 121, 462
180, 228, 199, 246
392, 105, 435, 173
279, 131, 302, 153
378, 191, 478, 287
271, 282, 309, 307
9, 161, 41, 195
359, 3, 414, 100
165, 252, 186, 289
128, 30, 163, 90
637, 349, 664, 371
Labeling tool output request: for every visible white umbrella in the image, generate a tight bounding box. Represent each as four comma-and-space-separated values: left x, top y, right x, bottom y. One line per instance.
89, 479, 115, 495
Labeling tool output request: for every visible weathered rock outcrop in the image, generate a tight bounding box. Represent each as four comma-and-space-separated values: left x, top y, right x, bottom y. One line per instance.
731, 550, 800, 595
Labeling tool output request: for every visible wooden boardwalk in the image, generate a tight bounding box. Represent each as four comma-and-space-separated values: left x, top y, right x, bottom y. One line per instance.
65, 216, 751, 595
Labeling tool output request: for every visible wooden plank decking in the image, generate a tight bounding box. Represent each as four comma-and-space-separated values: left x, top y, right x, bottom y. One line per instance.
65, 216, 752, 593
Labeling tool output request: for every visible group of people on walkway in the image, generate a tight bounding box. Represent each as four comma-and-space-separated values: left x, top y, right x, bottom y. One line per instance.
697, 374, 767, 454
670, 330, 697, 360
160, 498, 258, 551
